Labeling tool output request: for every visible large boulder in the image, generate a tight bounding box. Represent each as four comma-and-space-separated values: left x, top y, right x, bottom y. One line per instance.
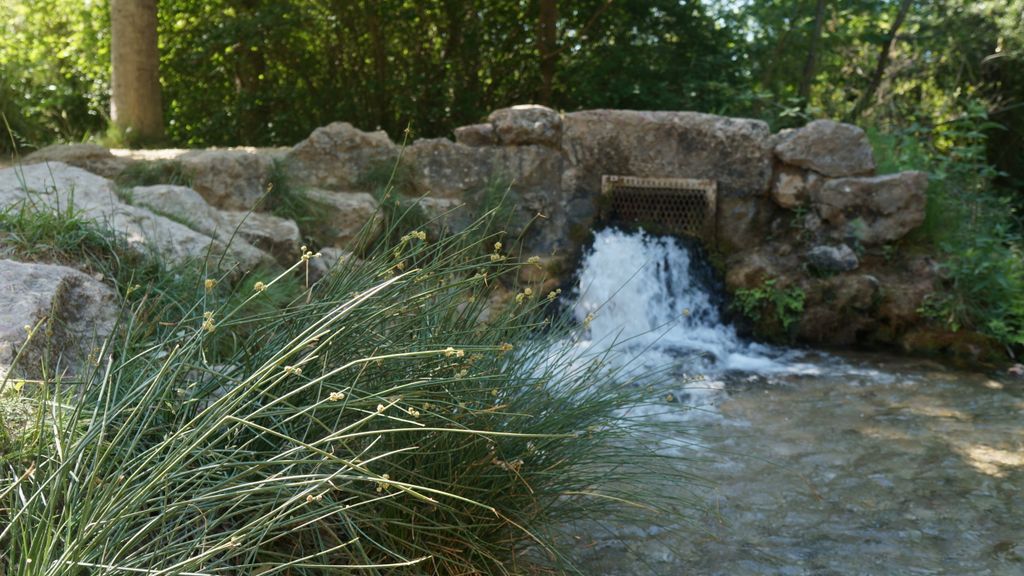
413, 197, 472, 237
0, 260, 118, 379
561, 110, 773, 200
130, 184, 300, 265
404, 138, 565, 251
299, 188, 382, 249
796, 255, 941, 347
0, 163, 273, 271
494, 145, 564, 192
286, 122, 399, 190
725, 245, 795, 292
0, 161, 116, 209
488, 105, 563, 147
716, 196, 779, 255
129, 184, 228, 235
796, 274, 882, 345
810, 171, 928, 245
406, 138, 562, 198
216, 211, 302, 266
405, 139, 494, 199
875, 257, 941, 336
176, 148, 282, 211
24, 143, 132, 179
774, 120, 876, 177
490, 146, 565, 252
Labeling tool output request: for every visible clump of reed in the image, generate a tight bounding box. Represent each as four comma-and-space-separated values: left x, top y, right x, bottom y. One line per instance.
1, 206, 696, 575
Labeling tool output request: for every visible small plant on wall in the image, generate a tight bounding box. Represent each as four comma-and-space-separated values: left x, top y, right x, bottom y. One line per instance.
733, 278, 806, 341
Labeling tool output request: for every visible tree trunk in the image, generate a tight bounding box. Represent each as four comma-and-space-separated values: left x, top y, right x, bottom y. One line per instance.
110, 0, 163, 144
848, 0, 914, 122
798, 0, 827, 105
538, 0, 558, 105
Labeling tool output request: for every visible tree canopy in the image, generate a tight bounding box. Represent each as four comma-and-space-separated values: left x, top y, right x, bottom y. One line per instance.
0, 0, 1021, 186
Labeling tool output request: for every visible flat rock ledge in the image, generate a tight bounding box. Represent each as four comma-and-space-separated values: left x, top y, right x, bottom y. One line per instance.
0, 162, 280, 271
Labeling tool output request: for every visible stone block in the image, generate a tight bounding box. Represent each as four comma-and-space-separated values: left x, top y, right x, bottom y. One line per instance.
775, 119, 875, 177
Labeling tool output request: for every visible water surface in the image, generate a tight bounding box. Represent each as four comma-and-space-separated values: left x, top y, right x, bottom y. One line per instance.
570, 229, 1024, 574
577, 353, 1024, 575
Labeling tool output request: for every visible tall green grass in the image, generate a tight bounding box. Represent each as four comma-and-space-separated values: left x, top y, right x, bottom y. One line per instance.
1, 208, 696, 574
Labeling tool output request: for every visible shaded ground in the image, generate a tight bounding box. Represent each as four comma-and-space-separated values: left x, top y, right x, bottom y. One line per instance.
577, 353, 1024, 575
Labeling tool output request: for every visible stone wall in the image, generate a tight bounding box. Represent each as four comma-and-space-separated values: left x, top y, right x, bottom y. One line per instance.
439, 108, 935, 352
14, 105, 967, 355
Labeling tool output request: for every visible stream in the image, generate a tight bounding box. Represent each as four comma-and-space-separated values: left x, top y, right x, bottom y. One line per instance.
569, 229, 1024, 575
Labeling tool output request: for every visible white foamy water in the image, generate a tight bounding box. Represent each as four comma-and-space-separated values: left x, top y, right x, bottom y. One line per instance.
573, 228, 810, 379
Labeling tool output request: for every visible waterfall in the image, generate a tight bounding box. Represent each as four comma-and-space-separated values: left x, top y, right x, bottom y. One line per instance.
573, 228, 797, 378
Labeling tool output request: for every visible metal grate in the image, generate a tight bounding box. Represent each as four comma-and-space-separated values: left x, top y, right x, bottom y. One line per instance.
601, 175, 717, 242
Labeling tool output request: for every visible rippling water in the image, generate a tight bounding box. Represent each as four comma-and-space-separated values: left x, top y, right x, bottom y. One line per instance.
569, 229, 1024, 575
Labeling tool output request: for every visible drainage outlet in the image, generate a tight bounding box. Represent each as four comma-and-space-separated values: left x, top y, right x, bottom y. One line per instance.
601, 175, 717, 243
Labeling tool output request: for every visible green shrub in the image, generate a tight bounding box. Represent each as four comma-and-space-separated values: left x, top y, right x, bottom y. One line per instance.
919, 230, 1024, 345
869, 102, 1024, 347
0, 0, 110, 148
733, 278, 806, 339
0, 210, 692, 575
1, 76, 46, 154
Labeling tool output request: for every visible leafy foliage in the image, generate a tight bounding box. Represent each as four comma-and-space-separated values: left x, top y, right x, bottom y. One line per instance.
732, 278, 806, 340
0, 0, 109, 150
870, 102, 1024, 346
2, 0, 744, 149
920, 232, 1024, 345
2, 0, 1022, 200
553, 0, 748, 113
